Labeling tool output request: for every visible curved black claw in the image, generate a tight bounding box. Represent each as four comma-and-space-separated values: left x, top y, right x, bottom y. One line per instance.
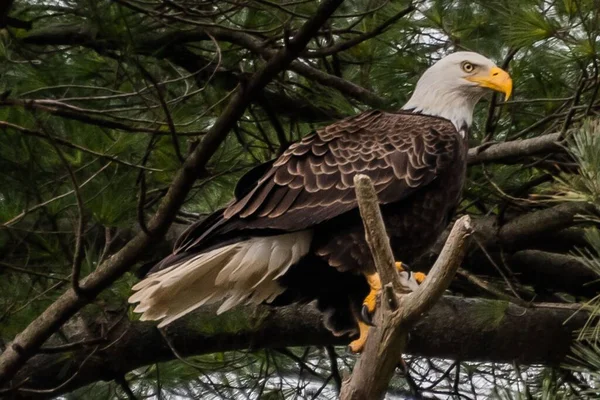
360, 304, 376, 327
398, 262, 412, 280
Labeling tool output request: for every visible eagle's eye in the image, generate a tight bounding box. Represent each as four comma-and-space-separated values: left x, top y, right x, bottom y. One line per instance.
461, 62, 475, 73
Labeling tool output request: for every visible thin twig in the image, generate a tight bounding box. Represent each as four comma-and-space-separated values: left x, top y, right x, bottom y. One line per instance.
325, 345, 342, 393
0, 262, 69, 282
0, 121, 162, 171
303, 5, 416, 57
38, 337, 107, 354
457, 268, 529, 308
44, 128, 86, 296
115, 375, 138, 400
136, 61, 185, 163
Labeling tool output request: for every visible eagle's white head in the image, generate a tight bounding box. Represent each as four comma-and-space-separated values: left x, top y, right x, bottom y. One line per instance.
402, 51, 513, 134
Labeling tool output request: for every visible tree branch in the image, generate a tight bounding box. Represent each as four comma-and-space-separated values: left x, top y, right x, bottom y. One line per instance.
0, 0, 345, 385
351, 174, 408, 291
423, 202, 595, 256
302, 5, 415, 57
8, 297, 588, 397
22, 23, 387, 109
341, 175, 472, 400
467, 132, 563, 165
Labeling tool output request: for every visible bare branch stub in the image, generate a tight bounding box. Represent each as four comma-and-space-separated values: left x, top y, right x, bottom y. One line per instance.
341, 174, 472, 400
352, 174, 406, 293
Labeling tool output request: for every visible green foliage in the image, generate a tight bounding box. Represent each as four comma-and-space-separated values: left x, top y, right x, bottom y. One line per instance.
1, 0, 599, 398
568, 120, 600, 204
566, 343, 600, 398
554, 121, 600, 387
470, 299, 509, 330
490, 367, 577, 400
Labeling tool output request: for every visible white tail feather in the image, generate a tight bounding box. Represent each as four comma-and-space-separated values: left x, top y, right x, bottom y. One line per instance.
128, 231, 312, 326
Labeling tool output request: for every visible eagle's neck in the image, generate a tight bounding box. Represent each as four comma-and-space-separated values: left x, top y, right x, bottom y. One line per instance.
402, 86, 484, 137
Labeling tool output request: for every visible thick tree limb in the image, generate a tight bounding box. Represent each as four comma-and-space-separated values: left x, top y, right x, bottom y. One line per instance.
0, 0, 345, 385
496, 202, 595, 246
508, 250, 600, 296
467, 132, 562, 165
419, 202, 596, 257
340, 175, 472, 400
413, 202, 596, 296
8, 297, 587, 397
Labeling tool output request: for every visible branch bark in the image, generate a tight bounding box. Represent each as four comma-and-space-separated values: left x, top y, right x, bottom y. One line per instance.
8, 297, 588, 397
0, 0, 345, 385
467, 132, 563, 165
419, 202, 596, 258
508, 250, 600, 296
340, 175, 472, 400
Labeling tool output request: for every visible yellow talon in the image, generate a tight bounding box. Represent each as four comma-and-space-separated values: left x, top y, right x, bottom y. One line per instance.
413, 272, 426, 284
395, 261, 426, 283
362, 273, 381, 314
349, 273, 381, 352
349, 320, 370, 353
350, 262, 425, 353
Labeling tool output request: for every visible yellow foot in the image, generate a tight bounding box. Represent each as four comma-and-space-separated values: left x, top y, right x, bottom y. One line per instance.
352, 262, 426, 352
362, 273, 381, 316
349, 320, 369, 353
395, 261, 426, 284
413, 272, 426, 283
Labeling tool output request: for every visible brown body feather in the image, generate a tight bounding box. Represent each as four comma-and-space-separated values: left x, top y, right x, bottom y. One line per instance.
137, 110, 468, 335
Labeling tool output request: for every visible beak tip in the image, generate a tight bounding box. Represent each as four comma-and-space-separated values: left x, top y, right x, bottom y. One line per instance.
504, 82, 513, 101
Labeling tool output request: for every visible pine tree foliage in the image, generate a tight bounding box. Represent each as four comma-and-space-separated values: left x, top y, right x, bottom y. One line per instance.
0, 0, 599, 398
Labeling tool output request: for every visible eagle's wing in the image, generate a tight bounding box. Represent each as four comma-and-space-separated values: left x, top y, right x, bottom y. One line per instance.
223, 110, 461, 231
131, 111, 462, 323
171, 110, 461, 255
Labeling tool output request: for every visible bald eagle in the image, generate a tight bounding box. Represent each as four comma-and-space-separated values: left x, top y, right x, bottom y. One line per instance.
129, 51, 512, 352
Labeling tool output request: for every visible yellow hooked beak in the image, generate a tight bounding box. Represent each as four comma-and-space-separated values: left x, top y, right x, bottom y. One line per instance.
466, 66, 513, 100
